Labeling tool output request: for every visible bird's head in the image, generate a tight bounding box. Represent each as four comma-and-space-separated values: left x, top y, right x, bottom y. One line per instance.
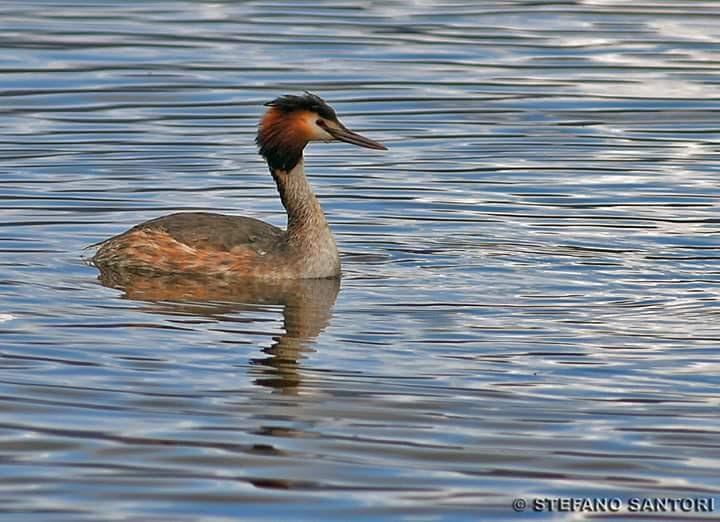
256, 92, 387, 172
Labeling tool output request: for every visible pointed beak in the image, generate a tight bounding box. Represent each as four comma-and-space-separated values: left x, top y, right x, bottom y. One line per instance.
327, 124, 388, 151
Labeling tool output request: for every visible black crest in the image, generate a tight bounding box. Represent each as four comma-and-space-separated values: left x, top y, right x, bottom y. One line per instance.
264, 92, 338, 122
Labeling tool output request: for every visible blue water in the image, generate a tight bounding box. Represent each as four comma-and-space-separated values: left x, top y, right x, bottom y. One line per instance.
0, 1, 719, 520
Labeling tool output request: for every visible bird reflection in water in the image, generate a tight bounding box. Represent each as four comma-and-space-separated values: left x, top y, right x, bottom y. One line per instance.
97, 266, 340, 394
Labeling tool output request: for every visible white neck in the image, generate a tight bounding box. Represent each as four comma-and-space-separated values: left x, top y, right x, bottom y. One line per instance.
270, 158, 340, 277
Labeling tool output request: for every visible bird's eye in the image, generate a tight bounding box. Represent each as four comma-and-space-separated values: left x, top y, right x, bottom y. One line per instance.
316, 119, 327, 128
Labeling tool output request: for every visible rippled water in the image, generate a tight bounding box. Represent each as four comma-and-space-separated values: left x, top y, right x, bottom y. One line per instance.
1, 1, 719, 520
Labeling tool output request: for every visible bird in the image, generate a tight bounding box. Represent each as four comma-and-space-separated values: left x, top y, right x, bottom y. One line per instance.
91, 93, 387, 280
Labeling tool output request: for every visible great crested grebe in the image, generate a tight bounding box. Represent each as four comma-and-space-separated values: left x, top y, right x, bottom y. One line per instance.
91, 93, 387, 279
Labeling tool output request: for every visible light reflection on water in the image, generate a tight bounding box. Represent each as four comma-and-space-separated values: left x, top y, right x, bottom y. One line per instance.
0, 0, 719, 520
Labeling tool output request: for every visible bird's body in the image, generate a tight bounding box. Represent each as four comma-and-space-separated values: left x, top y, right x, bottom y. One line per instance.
92, 93, 386, 280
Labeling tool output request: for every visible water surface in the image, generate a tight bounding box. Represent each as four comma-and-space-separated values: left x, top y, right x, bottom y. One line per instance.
0, 1, 719, 520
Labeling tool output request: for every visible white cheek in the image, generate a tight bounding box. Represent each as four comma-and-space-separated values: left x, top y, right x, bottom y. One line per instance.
309, 121, 334, 142
301, 114, 334, 142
